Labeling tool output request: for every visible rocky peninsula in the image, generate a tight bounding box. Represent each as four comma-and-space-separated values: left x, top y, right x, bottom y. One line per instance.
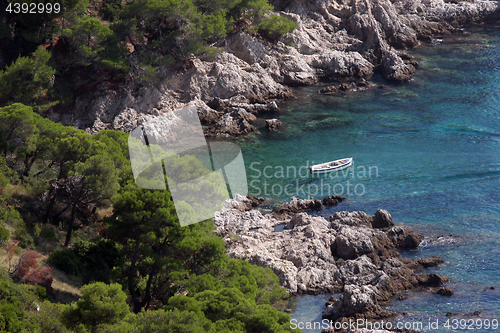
214, 195, 451, 331
47, 0, 500, 138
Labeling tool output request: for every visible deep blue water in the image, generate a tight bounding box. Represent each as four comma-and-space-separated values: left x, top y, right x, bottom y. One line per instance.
236, 27, 500, 332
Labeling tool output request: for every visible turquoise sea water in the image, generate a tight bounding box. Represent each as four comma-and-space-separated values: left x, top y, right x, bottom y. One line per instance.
236, 27, 500, 332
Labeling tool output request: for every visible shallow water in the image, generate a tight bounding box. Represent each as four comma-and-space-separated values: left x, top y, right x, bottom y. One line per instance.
236, 26, 500, 332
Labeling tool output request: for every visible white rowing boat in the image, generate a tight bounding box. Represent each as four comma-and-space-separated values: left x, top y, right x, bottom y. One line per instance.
308, 157, 353, 174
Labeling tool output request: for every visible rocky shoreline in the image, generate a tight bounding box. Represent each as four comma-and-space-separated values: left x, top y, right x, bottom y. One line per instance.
214, 195, 452, 332
47, 0, 500, 138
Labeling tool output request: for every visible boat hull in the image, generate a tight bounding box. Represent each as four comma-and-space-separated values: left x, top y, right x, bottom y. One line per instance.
309, 158, 353, 174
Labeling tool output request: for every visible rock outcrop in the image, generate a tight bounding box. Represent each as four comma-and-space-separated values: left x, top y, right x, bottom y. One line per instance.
323, 195, 347, 207
277, 0, 499, 84
47, 0, 500, 136
214, 197, 450, 323
372, 209, 395, 229
272, 196, 323, 218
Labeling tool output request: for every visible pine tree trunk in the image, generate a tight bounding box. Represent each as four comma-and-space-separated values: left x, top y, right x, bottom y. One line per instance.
42, 189, 58, 224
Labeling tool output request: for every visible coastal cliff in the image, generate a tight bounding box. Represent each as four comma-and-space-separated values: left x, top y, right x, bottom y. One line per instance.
47, 0, 500, 137
214, 195, 451, 328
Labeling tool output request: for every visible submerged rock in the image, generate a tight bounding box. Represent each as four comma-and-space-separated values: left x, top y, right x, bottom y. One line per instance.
437, 287, 454, 296
323, 284, 394, 322
387, 226, 424, 249
323, 195, 346, 207
319, 82, 358, 94
266, 118, 284, 131
318, 79, 370, 94
381, 50, 416, 83
417, 273, 449, 287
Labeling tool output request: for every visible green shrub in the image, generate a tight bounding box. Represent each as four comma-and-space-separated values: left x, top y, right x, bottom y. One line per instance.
0, 47, 56, 107
0, 224, 9, 246
0, 156, 16, 189
24, 175, 50, 199
0, 207, 23, 227
34, 285, 49, 301
48, 250, 81, 276
101, 0, 123, 21
62, 282, 129, 332
40, 225, 57, 242
14, 227, 34, 249
0, 208, 33, 248
71, 239, 121, 283
0, 268, 41, 331
257, 15, 297, 41
32, 301, 70, 333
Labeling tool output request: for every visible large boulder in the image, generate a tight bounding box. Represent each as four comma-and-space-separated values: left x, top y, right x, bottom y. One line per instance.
199, 53, 292, 102
225, 32, 271, 65
372, 209, 395, 229
229, 101, 279, 114
189, 99, 221, 125
387, 226, 424, 249
330, 211, 373, 228
222, 194, 265, 211
278, 52, 318, 86
336, 256, 386, 287
306, 51, 374, 79
333, 226, 375, 260
211, 108, 256, 137
323, 284, 394, 321
213, 209, 272, 236
381, 50, 416, 83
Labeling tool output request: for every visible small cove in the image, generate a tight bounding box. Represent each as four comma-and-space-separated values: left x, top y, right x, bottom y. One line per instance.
237, 27, 500, 332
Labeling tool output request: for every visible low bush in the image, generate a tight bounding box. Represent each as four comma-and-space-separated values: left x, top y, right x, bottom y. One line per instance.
48, 250, 81, 276
14, 227, 34, 249
0, 224, 9, 245
0, 207, 23, 227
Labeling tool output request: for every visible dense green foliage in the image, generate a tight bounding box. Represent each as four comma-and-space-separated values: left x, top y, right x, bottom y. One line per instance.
48, 249, 81, 275
0, 0, 299, 330
258, 14, 298, 41
0, 0, 296, 108
71, 238, 122, 284
62, 282, 130, 332
0, 47, 56, 109
0, 104, 299, 332
0, 268, 44, 332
